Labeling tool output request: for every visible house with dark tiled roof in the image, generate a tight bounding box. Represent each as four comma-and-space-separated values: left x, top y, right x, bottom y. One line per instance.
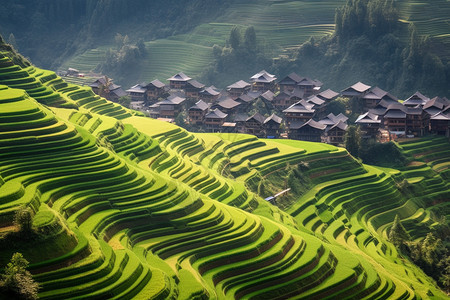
167, 72, 192, 89
264, 113, 283, 138
355, 112, 381, 139
341, 81, 371, 98
288, 119, 326, 142
250, 70, 277, 91
244, 113, 266, 137
297, 77, 322, 97
273, 88, 304, 110
403, 91, 430, 107
227, 80, 251, 98
158, 95, 186, 119
381, 103, 429, 137
429, 110, 450, 136
199, 86, 220, 102
317, 89, 339, 102
362, 86, 398, 108
145, 79, 167, 101
212, 96, 241, 115
325, 121, 348, 145
185, 79, 205, 99
89, 76, 127, 102
423, 96, 450, 116
204, 108, 228, 132
188, 100, 209, 125
278, 72, 304, 92
282, 100, 315, 125
126, 83, 148, 102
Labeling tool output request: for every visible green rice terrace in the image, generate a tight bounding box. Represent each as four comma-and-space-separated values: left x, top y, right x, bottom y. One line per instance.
0, 49, 449, 299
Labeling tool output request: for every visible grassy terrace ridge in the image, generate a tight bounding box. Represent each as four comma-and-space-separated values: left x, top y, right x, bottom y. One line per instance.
0, 55, 449, 298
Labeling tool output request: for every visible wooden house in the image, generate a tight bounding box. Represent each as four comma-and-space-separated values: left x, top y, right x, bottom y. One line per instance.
212, 96, 241, 115
264, 113, 283, 138
306, 95, 327, 118
126, 83, 147, 102
288, 119, 326, 142
233, 113, 248, 134
325, 121, 348, 145
158, 95, 186, 119
341, 81, 371, 98
250, 70, 277, 91
167, 72, 192, 89
278, 72, 304, 92
89, 76, 127, 102
185, 79, 205, 99
403, 91, 430, 107
355, 112, 381, 139
227, 80, 251, 98
199, 86, 220, 103
317, 89, 339, 102
273, 88, 304, 110
429, 111, 450, 136
362, 86, 398, 109
297, 77, 322, 97
282, 100, 315, 125
145, 79, 167, 102
188, 100, 209, 125
204, 109, 228, 132
245, 113, 266, 137
423, 97, 449, 116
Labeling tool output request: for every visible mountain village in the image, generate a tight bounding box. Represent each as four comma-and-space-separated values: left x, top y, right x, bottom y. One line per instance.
79, 69, 450, 146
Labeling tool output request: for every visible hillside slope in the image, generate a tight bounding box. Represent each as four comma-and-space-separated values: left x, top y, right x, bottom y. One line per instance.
0, 47, 449, 299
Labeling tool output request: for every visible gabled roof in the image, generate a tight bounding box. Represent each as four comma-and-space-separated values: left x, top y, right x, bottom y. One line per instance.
246, 112, 266, 124
261, 90, 275, 101
234, 113, 248, 122
159, 95, 186, 105
341, 81, 371, 95
146, 79, 166, 89
278, 72, 304, 85
111, 88, 127, 98
329, 120, 348, 131
200, 86, 220, 96
186, 79, 205, 89
167, 72, 192, 82
318, 89, 339, 101
430, 111, 450, 121
306, 95, 325, 106
298, 78, 322, 87
290, 119, 326, 130
250, 70, 277, 83
290, 88, 305, 99
126, 83, 147, 94
319, 113, 348, 126
227, 80, 251, 89
205, 108, 227, 119
423, 96, 449, 110
403, 91, 430, 106
355, 112, 381, 124
264, 113, 282, 124
216, 97, 241, 109
189, 100, 209, 111
236, 94, 255, 103
282, 100, 315, 113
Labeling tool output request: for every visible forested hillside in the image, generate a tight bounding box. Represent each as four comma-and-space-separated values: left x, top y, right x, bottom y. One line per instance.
0, 36, 449, 299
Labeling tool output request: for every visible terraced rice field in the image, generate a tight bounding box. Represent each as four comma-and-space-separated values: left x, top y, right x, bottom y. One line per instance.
0, 50, 449, 299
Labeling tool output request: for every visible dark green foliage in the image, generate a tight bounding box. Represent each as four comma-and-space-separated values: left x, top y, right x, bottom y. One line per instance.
344, 125, 361, 157
0, 253, 39, 300
117, 96, 131, 108
358, 140, 407, 167
409, 232, 449, 292
228, 26, 241, 50
388, 214, 410, 248
13, 207, 34, 235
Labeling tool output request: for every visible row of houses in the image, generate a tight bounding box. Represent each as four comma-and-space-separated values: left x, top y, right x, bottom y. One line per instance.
87, 71, 449, 145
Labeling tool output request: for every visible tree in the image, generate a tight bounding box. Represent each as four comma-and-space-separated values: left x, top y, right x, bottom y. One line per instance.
8, 33, 18, 50
228, 26, 241, 50
244, 26, 257, 51
118, 96, 131, 108
388, 214, 410, 248
13, 207, 33, 234
0, 253, 39, 299
344, 125, 361, 157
